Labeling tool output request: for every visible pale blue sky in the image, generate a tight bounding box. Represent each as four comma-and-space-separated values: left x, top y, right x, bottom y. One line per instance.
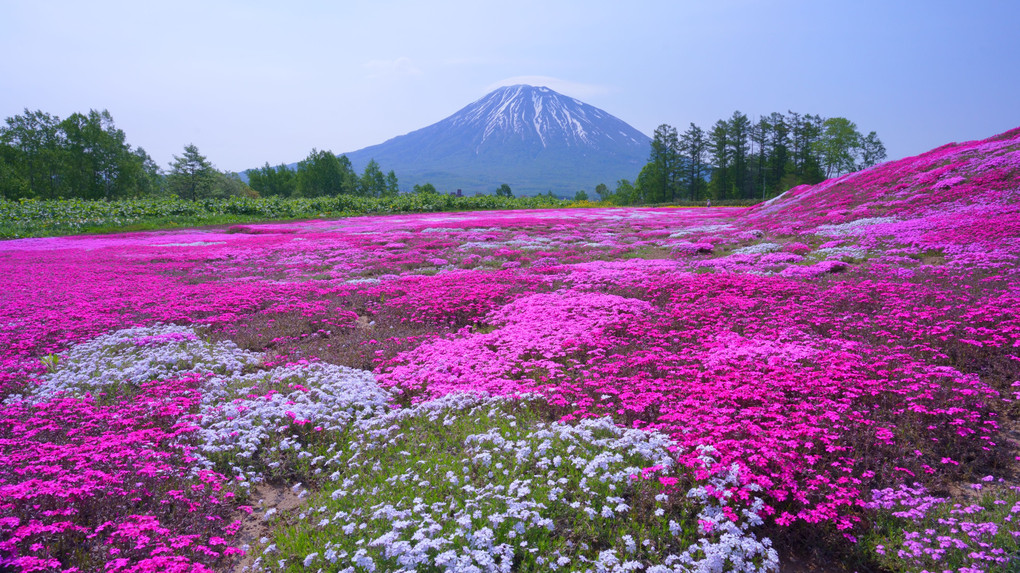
2, 0, 1018, 173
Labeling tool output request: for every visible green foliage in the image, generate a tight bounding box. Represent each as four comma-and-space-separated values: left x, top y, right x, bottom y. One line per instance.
680, 123, 708, 201
858, 131, 887, 171
247, 162, 297, 198
296, 148, 350, 197
167, 144, 216, 200
254, 152, 398, 200
384, 169, 399, 196
214, 171, 259, 199
337, 155, 360, 195
263, 397, 732, 573
359, 159, 387, 197
0, 193, 569, 239
635, 162, 661, 204
726, 111, 752, 199
627, 111, 885, 206
612, 179, 637, 205
574, 189, 588, 201
0, 108, 158, 200
0, 110, 404, 203
0, 144, 30, 199
495, 183, 514, 197
640, 124, 682, 203
860, 485, 1020, 573
413, 182, 438, 195
708, 119, 732, 201
815, 117, 861, 178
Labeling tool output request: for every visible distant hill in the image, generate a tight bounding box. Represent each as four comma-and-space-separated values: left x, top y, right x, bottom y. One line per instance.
342, 85, 651, 196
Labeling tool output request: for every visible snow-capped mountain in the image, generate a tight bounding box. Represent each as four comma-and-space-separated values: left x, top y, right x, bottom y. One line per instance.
343, 85, 651, 196
448, 85, 647, 152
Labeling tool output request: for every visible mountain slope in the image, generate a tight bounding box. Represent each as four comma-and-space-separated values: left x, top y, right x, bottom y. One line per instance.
343, 85, 651, 195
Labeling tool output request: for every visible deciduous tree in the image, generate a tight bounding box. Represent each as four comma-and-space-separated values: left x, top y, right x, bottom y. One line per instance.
413, 182, 438, 195
296, 148, 345, 197
857, 131, 887, 170
815, 117, 860, 178
1, 109, 62, 198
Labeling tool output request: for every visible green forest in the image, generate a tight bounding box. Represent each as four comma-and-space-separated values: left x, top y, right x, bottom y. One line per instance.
604, 110, 887, 205
0, 109, 401, 202
1, 108, 884, 204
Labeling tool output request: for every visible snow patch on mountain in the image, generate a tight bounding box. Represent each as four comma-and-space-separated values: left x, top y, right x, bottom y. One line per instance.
448, 85, 640, 152
340, 84, 651, 195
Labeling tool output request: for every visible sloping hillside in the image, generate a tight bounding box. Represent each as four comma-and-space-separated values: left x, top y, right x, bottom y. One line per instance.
1, 127, 1019, 572
744, 126, 1020, 253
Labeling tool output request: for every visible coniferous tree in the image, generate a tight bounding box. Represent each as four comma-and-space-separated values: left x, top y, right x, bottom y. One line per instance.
750, 115, 769, 200
359, 159, 386, 197
708, 120, 731, 200
336, 155, 359, 195
726, 111, 751, 199
766, 112, 790, 195
167, 144, 215, 200
645, 124, 682, 203
384, 170, 399, 196
680, 123, 708, 201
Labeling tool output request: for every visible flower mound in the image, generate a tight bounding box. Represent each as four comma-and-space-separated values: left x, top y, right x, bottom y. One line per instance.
2, 125, 1020, 571
260, 393, 777, 573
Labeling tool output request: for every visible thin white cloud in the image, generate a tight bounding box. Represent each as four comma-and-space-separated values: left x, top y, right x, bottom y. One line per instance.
363, 57, 423, 79
443, 56, 490, 66
485, 76, 612, 99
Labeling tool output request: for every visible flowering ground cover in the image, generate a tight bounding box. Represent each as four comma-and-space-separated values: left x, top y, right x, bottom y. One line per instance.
2, 127, 1020, 571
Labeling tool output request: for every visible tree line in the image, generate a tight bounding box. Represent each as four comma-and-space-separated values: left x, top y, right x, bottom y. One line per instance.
0, 109, 162, 200
599, 110, 887, 205
0, 108, 400, 201
246, 152, 399, 198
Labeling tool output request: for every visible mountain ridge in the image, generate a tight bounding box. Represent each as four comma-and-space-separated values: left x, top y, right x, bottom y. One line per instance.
341, 85, 651, 195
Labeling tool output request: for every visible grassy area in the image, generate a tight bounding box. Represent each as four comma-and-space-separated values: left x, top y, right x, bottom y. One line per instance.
0, 195, 570, 239
0, 195, 764, 240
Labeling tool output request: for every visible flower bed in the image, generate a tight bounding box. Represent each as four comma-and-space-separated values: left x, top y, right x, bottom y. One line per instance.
2, 127, 1020, 571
